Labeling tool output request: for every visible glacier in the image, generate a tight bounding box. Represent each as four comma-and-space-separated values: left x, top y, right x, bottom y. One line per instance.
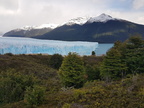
0, 37, 98, 55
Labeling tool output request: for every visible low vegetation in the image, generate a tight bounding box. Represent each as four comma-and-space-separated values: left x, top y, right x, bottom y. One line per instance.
0, 36, 144, 108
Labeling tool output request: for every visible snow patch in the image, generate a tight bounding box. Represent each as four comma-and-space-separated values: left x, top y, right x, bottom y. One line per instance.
35, 24, 58, 29
62, 17, 90, 26
14, 24, 58, 32
87, 13, 116, 23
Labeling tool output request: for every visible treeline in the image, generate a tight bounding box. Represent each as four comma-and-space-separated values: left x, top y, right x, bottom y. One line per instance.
58, 36, 144, 88
101, 36, 144, 80
0, 36, 144, 108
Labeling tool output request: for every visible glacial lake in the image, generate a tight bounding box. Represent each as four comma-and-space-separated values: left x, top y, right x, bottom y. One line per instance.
96, 43, 114, 56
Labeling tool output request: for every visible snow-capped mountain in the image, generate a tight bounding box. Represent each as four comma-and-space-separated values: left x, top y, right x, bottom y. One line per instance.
36, 14, 144, 43
35, 24, 58, 29
4, 23, 59, 37
62, 13, 117, 26
63, 17, 90, 26
15, 24, 58, 31
87, 13, 116, 23
5, 13, 116, 33
3, 13, 144, 43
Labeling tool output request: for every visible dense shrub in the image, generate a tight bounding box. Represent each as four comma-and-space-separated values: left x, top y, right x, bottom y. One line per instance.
49, 54, 63, 69
24, 85, 46, 106
85, 64, 100, 81
0, 69, 37, 104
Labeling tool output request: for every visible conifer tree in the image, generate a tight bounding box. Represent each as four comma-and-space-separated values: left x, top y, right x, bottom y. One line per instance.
58, 53, 85, 88
124, 36, 144, 74
100, 47, 127, 81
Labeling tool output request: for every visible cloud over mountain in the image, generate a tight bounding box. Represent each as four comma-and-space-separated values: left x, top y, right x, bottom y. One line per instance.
0, 0, 144, 34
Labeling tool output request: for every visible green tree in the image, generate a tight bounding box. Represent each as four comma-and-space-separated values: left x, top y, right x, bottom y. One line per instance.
100, 48, 127, 81
127, 36, 144, 49
49, 54, 63, 69
91, 51, 96, 56
58, 53, 85, 88
100, 36, 144, 81
124, 36, 144, 75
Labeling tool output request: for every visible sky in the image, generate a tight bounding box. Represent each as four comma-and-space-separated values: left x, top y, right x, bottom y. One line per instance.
0, 0, 144, 34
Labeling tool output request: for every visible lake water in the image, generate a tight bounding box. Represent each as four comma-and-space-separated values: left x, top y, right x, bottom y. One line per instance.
0, 37, 113, 55
96, 43, 113, 56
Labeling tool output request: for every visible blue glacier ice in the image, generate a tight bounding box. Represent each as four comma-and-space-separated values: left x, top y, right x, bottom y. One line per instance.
0, 37, 98, 55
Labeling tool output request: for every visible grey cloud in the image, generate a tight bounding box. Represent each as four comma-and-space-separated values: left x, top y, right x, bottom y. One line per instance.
0, 0, 144, 34
133, 0, 144, 10
0, 0, 19, 10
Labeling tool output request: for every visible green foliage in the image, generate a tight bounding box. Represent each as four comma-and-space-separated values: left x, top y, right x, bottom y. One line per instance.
24, 85, 46, 106
0, 54, 58, 80
127, 36, 144, 48
49, 54, 63, 69
100, 36, 144, 80
83, 56, 103, 81
0, 69, 37, 104
91, 51, 96, 56
62, 103, 71, 108
100, 48, 127, 81
4, 53, 13, 56
59, 53, 85, 88
0, 54, 61, 107
53, 74, 144, 108
85, 64, 100, 81
124, 36, 144, 74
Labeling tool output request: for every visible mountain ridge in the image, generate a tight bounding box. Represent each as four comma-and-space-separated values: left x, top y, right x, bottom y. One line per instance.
3, 14, 144, 43
4, 23, 58, 38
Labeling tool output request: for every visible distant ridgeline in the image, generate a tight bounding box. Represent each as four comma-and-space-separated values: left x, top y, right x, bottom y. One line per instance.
3, 14, 144, 43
